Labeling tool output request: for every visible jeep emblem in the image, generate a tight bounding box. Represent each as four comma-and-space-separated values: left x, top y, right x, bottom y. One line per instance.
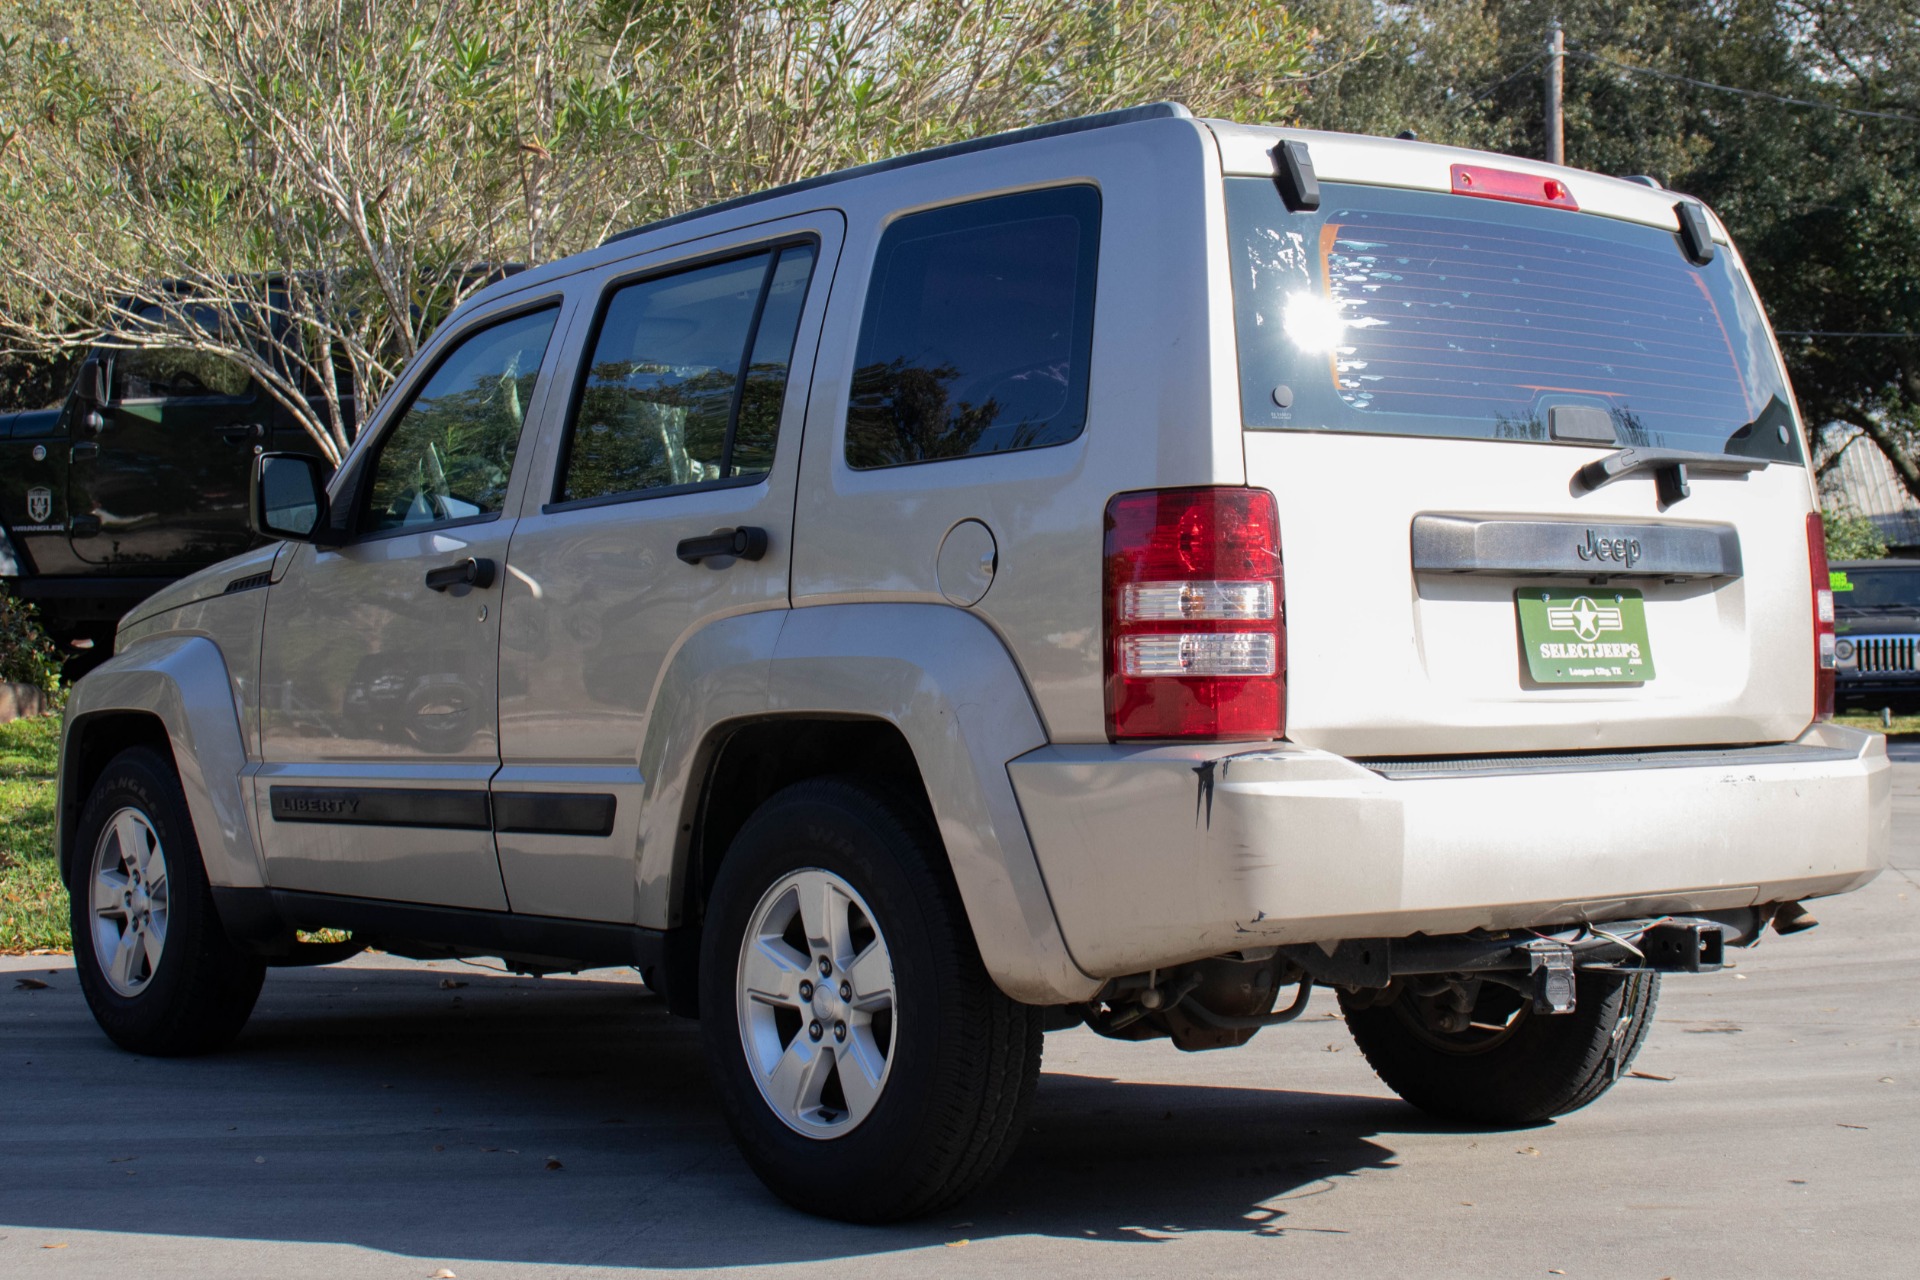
1576, 528, 1641, 568
26, 486, 52, 523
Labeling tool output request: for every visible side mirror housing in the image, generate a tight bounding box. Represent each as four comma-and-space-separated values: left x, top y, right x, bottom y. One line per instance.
251, 452, 335, 543
78, 357, 108, 405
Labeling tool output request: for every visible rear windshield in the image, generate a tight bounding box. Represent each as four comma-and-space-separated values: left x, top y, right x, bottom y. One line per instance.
1833, 567, 1920, 609
1226, 178, 1801, 463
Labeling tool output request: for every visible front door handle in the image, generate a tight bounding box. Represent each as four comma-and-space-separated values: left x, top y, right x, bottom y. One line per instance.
217, 423, 266, 444
424, 556, 496, 592
676, 526, 768, 565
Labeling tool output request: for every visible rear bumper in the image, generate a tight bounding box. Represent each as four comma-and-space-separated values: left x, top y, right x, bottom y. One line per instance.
1008, 724, 1889, 978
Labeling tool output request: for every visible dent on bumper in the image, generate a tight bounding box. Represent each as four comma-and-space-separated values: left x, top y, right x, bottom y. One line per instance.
1008, 724, 1889, 978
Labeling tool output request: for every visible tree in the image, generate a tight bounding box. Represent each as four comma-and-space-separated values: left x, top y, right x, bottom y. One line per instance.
0, 1, 1312, 460
1289, 1, 1920, 498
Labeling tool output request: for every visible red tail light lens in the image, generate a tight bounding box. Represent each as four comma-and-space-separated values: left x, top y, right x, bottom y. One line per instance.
1807, 511, 1835, 722
1104, 488, 1284, 740
1450, 163, 1580, 210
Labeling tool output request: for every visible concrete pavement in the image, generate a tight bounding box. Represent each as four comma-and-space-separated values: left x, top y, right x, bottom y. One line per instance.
3, 768, 1916, 1279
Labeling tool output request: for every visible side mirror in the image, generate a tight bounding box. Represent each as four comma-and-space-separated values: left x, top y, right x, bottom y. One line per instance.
78, 357, 108, 405
252, 452, 332, 542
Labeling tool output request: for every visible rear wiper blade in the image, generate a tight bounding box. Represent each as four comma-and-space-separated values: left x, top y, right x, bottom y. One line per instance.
1577, 446, 1770, 506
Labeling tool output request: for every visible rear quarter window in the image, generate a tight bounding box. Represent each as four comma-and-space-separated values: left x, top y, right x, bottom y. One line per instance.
845, 186, 1100, 469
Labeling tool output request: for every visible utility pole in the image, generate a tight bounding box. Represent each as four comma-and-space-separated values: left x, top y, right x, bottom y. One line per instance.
1545, 18, 1566, 165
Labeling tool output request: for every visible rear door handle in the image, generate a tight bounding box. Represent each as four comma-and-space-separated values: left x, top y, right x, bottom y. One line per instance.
424, 556, 496, 592
676, 526, 768, 565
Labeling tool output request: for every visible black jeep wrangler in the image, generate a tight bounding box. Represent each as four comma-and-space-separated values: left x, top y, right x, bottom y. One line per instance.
1, 331, 336, 665
1832, 558, 1920, 712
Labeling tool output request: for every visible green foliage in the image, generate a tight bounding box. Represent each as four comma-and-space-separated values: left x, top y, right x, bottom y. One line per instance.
0, 0, 1315, 462
0, 585, 61, 694
1823, 506, 1891, 561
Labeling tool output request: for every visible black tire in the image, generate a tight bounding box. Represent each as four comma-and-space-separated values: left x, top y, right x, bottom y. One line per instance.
70, 746, 265, 1056
1339, 968, 1660, 1125
699, 777, 1044, 1222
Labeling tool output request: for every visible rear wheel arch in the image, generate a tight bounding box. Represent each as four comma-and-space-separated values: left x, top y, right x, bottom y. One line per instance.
684, 716, 933, 925
665, 716, 933, 1018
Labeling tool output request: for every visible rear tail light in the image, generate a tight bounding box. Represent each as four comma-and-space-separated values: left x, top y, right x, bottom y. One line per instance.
1104, 488, 1284, 740
1807, 511, 1835, 722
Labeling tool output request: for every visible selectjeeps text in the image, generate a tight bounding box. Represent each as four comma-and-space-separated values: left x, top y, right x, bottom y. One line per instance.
57, 104, 1888, 1221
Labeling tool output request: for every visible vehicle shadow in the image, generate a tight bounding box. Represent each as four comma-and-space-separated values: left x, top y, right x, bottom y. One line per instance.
2, 961, 1436, 1269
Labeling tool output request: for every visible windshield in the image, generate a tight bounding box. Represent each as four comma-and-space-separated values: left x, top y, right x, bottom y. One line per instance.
1226, 178, 1802, 463
1833, 566, 1920, 609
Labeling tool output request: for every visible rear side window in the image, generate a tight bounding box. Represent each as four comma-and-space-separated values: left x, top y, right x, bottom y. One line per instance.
846, 186, 1099, 470
1226, 179, 1800, 462
558, 243, 816, 505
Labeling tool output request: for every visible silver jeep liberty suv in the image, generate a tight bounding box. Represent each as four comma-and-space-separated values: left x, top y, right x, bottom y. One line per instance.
58, 103, 1887, 1222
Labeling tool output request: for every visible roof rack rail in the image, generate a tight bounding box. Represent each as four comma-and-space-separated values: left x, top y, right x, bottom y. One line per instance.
600, 101, 1193, 247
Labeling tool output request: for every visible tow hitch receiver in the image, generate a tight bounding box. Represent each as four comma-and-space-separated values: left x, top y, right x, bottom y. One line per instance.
1639, 922, 1725, 972
1523, 940, 1576, 1013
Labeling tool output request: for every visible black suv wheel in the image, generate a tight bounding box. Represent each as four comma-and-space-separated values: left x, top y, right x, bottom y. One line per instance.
1340, 969, 1660, 1125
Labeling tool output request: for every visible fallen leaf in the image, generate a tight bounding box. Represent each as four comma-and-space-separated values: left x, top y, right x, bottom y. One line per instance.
945, 1240, 970, 1248
1323, 1044, 1341, 1053
1629, 1070, 1676, 1081
1517, 1146, 1541, 1157
1460, 1201, 1475, 1207
1733, 973, 1748, 980
1548, 1271, 1565, 1276
431, 1270, 458, 1279
432, 1145, 445, 1153
107, 1156, 136, 1164
42, 1243, 68, 1249
1837, 1123, 1869, 1130
544, 1157, 564, 1171
439, 979, 468, 990
1878, 1077, 1895, 1084
1789, 1179, 1808, 1185
13, 978, 48, 990
254, 1156, 266, 1164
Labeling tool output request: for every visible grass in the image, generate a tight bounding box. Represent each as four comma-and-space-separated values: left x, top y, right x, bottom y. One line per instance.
0, 713, 65, 953
1832, 709, 1920, 736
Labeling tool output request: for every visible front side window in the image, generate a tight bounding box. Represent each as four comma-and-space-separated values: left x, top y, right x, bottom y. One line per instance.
559, 243, 817, 505
363, 306, 558, 533
845, 186, 1100, 470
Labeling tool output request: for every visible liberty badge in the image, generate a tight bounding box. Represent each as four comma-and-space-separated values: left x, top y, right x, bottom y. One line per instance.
26, 486, 53, 523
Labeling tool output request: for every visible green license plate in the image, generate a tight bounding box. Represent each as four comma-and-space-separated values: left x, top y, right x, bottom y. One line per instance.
1515, 588, 1655, 684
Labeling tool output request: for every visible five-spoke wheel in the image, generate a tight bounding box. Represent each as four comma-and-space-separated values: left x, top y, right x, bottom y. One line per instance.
88, 807, 171, 997
737, 869, 897, 1136
701, 776, 1043, 1222
71, 746, 263, 1056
